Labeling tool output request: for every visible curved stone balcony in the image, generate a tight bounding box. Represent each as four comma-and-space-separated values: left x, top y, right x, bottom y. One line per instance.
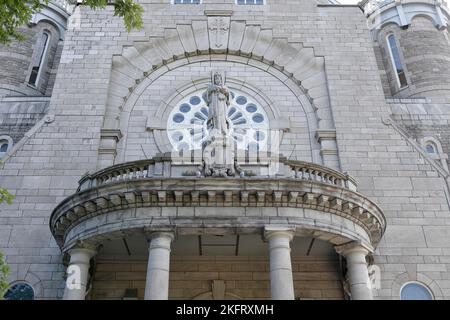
50, 157, 386, 253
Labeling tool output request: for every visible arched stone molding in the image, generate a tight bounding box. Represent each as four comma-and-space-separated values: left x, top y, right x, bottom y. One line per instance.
191, 280, 243, 300
100, 20, 338, 169
7, 272, 44, 300
390, 272, 444, 300
0, 135, 14, 156
62, 213, 375, 253
363, 0, 450, 39
420, 136, 449, 173
420, 136, 444, 153
30, 1, 71, 40
139, 77, 317, 161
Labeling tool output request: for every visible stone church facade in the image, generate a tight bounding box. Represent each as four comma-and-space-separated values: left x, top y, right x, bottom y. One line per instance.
0, 0, 449, 300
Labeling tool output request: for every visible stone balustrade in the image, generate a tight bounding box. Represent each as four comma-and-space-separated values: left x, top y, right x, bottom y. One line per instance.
51, 157, 385, 253
78, 159, 156, 192
78, 157, 359, 192
285, 160, 357, 191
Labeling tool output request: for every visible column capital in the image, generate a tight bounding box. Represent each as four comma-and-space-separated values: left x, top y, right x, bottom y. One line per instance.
263, 226, 295, 242
335, 241, 373, 257
67, 241, 98, 260
144, 229, 176, 242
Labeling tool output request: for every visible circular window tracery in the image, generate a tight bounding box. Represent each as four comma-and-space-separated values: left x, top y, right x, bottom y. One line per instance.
4, 282, 35, 300
167, 89, 269, 151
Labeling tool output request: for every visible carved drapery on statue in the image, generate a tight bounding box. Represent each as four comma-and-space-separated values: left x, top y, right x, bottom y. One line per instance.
201, 71, 237, 177
206, 71, 231, 135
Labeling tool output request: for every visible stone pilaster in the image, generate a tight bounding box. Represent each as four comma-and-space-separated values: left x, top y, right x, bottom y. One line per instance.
97, 129, 122, 169
315, 129, 340, 171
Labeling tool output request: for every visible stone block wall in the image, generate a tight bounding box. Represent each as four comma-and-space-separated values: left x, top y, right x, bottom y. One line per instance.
1, 0, 450, 300
90, 256, 344, 300
0, 22, 61, 97
389, 98, 450, 170
0, 98, 50, 144
375, 16, 450, 101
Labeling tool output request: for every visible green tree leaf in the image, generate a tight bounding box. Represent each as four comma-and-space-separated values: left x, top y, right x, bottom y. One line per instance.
0, 188, 15, 205
0, 253, 10, 300
0, 0, 144, 45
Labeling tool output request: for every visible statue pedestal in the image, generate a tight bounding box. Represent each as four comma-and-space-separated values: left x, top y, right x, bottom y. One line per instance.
203, 130, 235, 177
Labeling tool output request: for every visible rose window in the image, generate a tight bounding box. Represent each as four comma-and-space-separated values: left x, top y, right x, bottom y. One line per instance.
167, 89, 269, 151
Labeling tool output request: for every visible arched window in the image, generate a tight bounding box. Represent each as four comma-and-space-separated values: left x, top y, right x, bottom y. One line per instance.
425, 142, 437, 154
0, 141, 8, 153
421, 137, 449, 173
28, 31, 51, 87
386, 34, 408, 89
0, 136, 13, 158
401, 282, 433, 300
4, 282, 35, 300
167, 89, 269, 152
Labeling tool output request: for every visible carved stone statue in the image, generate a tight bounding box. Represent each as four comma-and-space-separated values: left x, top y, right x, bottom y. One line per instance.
200, 71, 235, 177
206, 72, 230, 135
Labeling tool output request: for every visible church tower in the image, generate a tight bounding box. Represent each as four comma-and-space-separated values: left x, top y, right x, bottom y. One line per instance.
362, 0, 450, 102
0, 1, 70, 159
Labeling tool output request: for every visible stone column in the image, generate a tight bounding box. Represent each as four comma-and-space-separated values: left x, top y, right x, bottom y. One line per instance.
63, 245, 97, 300
144, 232, 175, 300
336, 242, 373, 300
264, 227, 295, 300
